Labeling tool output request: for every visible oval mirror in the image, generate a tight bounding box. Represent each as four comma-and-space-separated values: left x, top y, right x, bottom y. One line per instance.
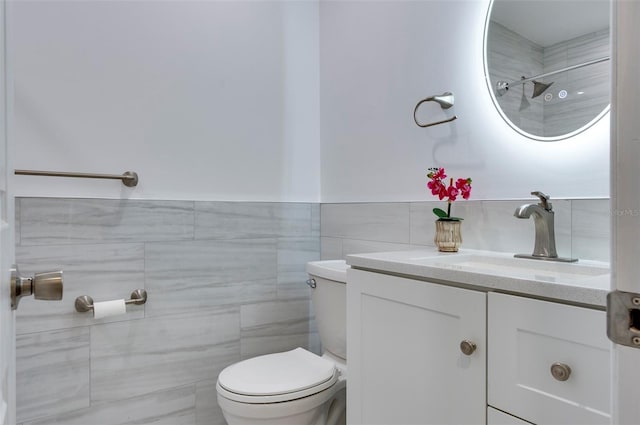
484, 0, 610, 141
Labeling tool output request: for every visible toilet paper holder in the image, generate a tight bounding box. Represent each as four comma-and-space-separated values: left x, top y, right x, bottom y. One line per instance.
75, 289, 148, 313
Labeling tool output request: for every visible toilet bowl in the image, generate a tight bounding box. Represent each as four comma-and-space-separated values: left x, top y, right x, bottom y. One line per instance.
216, 260, 349, 425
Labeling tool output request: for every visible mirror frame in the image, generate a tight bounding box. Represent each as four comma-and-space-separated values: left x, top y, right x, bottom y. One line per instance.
482, 0, 610, 142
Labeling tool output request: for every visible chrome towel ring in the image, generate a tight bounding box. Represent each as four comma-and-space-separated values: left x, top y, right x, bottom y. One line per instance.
413, 91, 458, 128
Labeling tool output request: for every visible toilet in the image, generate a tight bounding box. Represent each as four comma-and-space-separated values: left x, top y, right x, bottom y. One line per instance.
216, 260, 349, 425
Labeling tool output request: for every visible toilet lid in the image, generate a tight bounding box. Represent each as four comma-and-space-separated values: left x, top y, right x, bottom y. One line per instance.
218, 348, 337, 398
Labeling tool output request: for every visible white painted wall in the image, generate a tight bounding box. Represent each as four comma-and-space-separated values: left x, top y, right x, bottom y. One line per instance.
8, 0, 320, 202
319, 0, 610, 202
7, 0, 609, 203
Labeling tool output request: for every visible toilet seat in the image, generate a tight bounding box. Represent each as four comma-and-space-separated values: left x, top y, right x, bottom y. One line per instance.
217, 348, 339, 404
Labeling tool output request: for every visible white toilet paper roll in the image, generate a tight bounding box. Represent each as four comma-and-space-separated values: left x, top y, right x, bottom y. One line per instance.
93, 299, 126, 319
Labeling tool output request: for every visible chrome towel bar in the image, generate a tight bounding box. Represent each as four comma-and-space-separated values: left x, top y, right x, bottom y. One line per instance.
75, 289, 147, 313
15, 169, 139, 187
413, 91, 458, 128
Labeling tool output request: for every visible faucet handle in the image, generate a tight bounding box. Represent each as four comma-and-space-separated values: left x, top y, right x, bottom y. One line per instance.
531, 191, 552, 211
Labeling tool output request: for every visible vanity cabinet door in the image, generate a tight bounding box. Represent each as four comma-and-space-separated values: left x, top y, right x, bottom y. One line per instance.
347, 269, 486, 425
487, 407, 533, 425
488, 293, 611, 425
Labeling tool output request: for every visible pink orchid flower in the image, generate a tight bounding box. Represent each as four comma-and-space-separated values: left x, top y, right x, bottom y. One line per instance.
426, 168, 472, 219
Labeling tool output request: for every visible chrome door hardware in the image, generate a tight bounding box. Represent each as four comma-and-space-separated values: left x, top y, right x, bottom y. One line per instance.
606, 290, 640, 348
460, 340, 477, 356
11, 265, 63, 310
550, 362, 572, 381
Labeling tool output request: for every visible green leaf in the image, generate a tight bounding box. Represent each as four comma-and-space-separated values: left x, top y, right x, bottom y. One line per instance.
433, 208, 448, 218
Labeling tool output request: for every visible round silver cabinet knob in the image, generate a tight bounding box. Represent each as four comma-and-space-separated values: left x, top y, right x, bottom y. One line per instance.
550, 362, 572, 381
460, 340, 477, 356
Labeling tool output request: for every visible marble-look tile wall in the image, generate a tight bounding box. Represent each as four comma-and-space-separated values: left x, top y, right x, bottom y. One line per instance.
321, 199, 611, 263
15, 198, 320, 425
15, 196, 609, 424
488, 21, 609, 137
542, 28, 610, 137
487, 21, 544, 136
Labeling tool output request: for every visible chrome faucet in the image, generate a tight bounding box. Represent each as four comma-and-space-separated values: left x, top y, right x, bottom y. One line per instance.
514, 191, 577, 262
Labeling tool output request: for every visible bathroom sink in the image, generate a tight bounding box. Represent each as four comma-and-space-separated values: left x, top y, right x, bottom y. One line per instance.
408, 253, 609, 284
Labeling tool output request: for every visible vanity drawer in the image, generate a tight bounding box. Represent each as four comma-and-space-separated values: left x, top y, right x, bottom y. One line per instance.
488, 293, 611, 425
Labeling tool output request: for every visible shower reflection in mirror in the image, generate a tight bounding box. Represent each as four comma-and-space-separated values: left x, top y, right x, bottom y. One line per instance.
484, 0, 610, 141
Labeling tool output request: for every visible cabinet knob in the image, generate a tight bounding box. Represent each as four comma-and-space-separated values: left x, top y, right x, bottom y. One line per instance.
550, 362, 572, 381
460, 340, 477, 356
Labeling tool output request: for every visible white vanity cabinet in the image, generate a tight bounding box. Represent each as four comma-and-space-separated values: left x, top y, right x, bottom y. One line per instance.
487, 407, 532, 425
347, 269, 487, 425
347, 268, 611, 425
488, 292, 611, 425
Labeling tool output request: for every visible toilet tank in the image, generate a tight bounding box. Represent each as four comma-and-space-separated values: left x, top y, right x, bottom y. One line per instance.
305, 260, 349, 361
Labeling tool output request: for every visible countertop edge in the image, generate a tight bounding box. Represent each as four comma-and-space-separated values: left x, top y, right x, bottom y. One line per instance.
346, 249, 610, 309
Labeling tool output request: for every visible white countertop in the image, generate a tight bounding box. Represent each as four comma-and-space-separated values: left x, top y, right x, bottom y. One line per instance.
346, 248, 611, 308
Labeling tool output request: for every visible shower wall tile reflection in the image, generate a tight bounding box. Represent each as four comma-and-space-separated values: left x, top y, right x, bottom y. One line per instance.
488, 21, 609, 137
15, 198, 320, 425
543, 29, 610, 136
487, 22, 544, 135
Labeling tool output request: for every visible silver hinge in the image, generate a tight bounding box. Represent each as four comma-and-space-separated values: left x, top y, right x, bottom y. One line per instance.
607, 290, 640, 348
